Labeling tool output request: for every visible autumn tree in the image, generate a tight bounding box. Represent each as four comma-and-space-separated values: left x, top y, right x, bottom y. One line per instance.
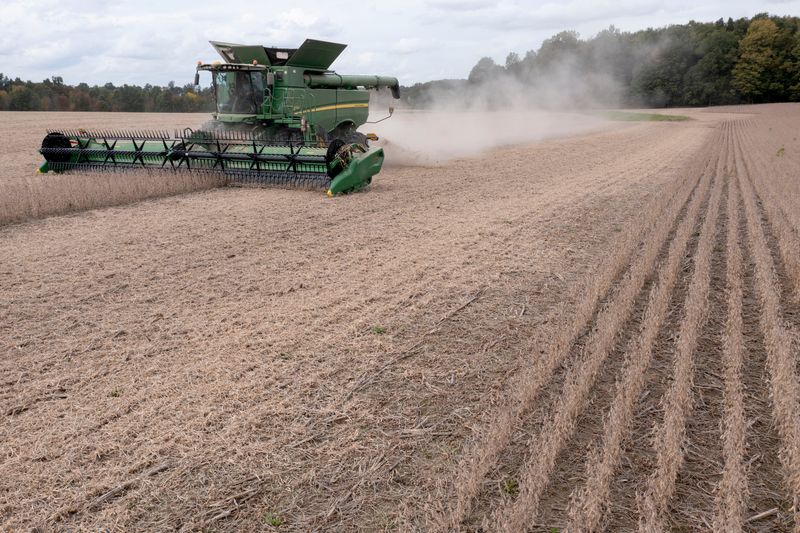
732, 19, 786, 101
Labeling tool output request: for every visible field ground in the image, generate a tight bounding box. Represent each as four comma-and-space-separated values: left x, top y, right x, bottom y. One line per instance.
1, 104, 799, 531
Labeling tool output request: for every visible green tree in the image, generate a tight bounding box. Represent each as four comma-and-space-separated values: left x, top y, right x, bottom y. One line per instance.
114, 84, 146, 111
787, 31, 800, 100
468, 57, 502, 84
631, 26, 699, 106
505, 52, 522, 76
68, 87, 92, 111
684, 26, 740, 105
733, 19, 785, 101
8, 85, 36, 110
536, 30, 581, 67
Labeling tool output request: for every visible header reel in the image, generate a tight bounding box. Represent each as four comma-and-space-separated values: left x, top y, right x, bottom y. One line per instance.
39, 128, 383, 196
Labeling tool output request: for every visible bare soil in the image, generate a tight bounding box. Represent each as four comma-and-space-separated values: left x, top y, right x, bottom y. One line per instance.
1, 104, 798, 532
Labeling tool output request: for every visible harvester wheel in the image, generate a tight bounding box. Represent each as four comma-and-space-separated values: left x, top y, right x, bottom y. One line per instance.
41, 132, 72, 163
330, 124, 368, 147
326, 139, 346, 178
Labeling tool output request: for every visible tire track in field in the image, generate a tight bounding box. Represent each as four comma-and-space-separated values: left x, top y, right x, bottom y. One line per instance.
736, 121, 800, 302
491, 131, 719, 532
713, 127, 748, 533
581, 116, 796, 532
732, 165, 791, 531
601, 218, 709, 530
564, 122, 728, 533
733, 121, 800, 366
445, 113, 799, 532
541, 126, 729, 530
470, 152, 707, 530
666, 123, 732, 531
734, 119, 800, 529
637, 121, 725, 532
434, 131, 711, 530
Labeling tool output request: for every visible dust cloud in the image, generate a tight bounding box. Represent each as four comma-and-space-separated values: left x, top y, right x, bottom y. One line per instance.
367, 54, 623, 166
368, 109, 612, 167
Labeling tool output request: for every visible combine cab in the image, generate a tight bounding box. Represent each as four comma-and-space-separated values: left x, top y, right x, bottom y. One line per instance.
38, 39, 400, 196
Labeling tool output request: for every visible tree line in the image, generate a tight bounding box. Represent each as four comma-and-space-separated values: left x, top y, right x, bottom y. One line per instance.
0, 75, 214, 112
402, 13, 800, 108
2, 13, 798, 112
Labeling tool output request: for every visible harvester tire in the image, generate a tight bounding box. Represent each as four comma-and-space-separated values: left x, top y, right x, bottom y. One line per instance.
41, 132, 72, 163
330, 124, 368, 147
326, 139, 346, 178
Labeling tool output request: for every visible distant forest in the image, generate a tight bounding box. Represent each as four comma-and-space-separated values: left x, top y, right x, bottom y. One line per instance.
1, 13, 798, 112
403, 13, 800, 108
0, 75, 214, 113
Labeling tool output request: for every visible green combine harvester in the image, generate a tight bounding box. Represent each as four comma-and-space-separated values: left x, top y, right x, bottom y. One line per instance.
38, 39, 400, 196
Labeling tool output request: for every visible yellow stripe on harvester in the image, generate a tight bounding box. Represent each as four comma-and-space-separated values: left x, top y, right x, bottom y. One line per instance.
299, 103, 369, 114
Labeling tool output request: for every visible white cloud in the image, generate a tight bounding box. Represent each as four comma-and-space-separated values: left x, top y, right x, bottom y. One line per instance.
392, 38, 435, 55
355, 51, 377, 66
0, 0, 797, 86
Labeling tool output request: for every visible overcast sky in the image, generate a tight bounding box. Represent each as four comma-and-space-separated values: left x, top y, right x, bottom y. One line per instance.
0, 1, 794, 87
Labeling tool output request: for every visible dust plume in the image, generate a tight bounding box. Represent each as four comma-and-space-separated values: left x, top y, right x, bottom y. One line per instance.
366, 34, 630, 166
368, 109, 612, 167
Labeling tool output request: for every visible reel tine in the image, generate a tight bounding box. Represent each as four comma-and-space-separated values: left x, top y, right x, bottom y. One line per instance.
41, 130, 336, 191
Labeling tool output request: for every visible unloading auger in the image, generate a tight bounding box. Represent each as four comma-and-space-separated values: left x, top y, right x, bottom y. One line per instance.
37, 38, 400, 196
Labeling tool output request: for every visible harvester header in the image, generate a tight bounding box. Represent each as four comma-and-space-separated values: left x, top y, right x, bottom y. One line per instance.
38, 38, 400, 196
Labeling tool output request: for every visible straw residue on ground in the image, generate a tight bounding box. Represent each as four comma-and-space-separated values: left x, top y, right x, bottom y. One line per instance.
2, 104, 799, 532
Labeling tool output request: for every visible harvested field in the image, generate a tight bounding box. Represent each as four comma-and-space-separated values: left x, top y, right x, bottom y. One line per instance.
1, 104, 799, 532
